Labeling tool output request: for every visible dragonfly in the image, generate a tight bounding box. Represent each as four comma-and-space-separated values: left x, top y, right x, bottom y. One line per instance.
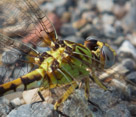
0, 0, 116, 113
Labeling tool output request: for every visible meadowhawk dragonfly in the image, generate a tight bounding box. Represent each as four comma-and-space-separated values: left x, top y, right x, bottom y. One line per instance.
0, 0, 115, 116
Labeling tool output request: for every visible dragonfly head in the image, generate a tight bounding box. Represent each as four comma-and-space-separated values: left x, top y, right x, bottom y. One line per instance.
84, 36, 116, 69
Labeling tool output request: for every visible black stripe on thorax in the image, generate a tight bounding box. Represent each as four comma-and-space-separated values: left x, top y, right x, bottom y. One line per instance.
40, 52, 52, 63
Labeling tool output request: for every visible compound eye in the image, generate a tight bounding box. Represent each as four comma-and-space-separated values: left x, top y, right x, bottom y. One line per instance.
84, 36, 98, 50
86, 36, 97, 41
101, 46, 115, 69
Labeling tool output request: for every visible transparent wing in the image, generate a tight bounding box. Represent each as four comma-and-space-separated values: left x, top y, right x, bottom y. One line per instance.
0, 0, 58, 47
0, 0, 58, 84
0, 33, 40, 84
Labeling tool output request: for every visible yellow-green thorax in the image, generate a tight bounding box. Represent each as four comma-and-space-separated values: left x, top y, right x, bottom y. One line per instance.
39, 40, 92, 87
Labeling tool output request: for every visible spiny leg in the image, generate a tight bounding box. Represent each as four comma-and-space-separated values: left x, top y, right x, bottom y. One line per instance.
54, 81, 78, 110
31, 88, 45, 108
88, 100, 104, 113
84, 77, 103, 113
31, 84, 58, 106
88, 72, 107, 113
91, 70, 108, 91
84, 77, 90, 100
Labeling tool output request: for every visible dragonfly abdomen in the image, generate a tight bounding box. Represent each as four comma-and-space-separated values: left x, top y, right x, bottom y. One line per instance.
0, 68, 45, 96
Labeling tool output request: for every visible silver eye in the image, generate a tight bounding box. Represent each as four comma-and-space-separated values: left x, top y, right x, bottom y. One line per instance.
86, 36, 97, 41
101, 46, 115, 69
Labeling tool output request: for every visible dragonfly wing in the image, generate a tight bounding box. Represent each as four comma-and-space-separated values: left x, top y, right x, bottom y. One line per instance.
0, 0, 58, 83
0, 0, 58, 48
0, 0, 59, 108
0, 33, 40, 84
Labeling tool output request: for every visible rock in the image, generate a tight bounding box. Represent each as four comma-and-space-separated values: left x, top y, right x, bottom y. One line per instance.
127, 32, 136, 47
102, 14, 115, 25
118, 40, 136, 59
22, 89, 38, 104
71, 8, 82, 22
122, 0, 136, 31
10, 98, 23, 108
128, 105, 136, 116
23, 89, 53, 104
61, 12, 71, 23
55, 6, 66, 17
51, 0, 67, 7
4, 92, 22, 102
113, 4, 128, 19
13, 65, 32, 78
115, 25, 124, 37
110, 79, 127, 90
89, 85, 131, 117
79, 24, 104, 38
0, 98, 12, 117
122, 58, 136, 71
113, 0, 130, 5
65, 0, 77, 8
77, 0, 93, 12
60, 24, 77, 37
7, 103, 58, 117
2, 22, 26, 38
113, 36, 124, 46
63, 36, 84, 44
72, 18, 87, 30
99, 62, 129, 81
78, 24, 92, 38
62, 85, 131, 117
103, 24, 116, 38
127, 85, 136, 101
2, 49, 21, 65
62, 89, 102, 117
82, 11, 96, 22
40, 2, 56, 12
105, 102, 130, 117
126, 72, 136, 84
96, 0, 114, 12
0, 67, 8, 84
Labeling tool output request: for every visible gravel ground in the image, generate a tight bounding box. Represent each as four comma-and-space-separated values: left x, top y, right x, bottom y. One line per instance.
0, 0, 136, 117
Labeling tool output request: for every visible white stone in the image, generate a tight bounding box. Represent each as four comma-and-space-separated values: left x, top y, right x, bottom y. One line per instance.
97, 0, 114, 12
118, 40, 136, 59
11, 98, 22, 107
22, 88, 39, 104
102, 14, 115, 25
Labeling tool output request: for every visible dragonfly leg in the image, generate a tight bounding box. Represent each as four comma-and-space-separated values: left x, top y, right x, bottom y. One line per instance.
37, 90, 45, 102
31, 84, 58, 105
88, 100, 104, 113
31, 90, 45, 108
37, 84, 58, 101
54, 82, 78, 110
84, 77, 90, 100
91, 70, 108, 91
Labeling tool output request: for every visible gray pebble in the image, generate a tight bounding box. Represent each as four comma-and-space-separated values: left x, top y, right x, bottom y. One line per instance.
63, 35, 84, 44
122, 58, 135, 71
60, 24, 77, 37
126, 72, 136, 84
0, 98, 12, 117
7, 103, 58, 117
